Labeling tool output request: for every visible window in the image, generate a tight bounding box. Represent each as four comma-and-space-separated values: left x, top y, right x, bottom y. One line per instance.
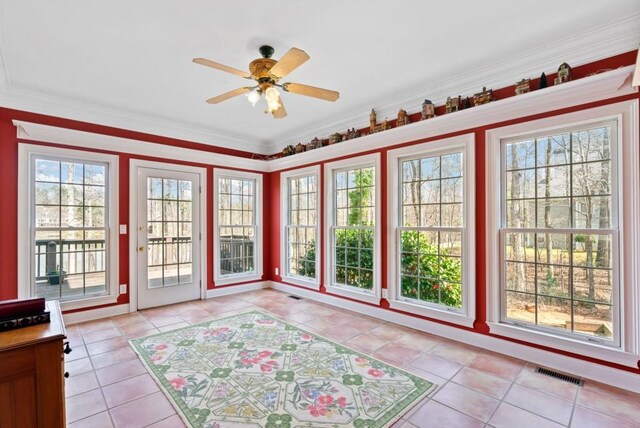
324, 154, 381, 304
19, 144, 119, 310
281, 166, 320, 288
387, 135, 475, 326
501, 121, 619, 344
214, 169, 262, 285
486, 101, 640, 365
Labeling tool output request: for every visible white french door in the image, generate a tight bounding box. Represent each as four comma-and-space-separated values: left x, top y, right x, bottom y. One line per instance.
136, 166, 202, 309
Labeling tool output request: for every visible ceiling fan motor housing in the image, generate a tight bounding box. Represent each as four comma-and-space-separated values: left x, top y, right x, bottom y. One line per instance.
249, 58, 277, 81
259, 45, 275, 58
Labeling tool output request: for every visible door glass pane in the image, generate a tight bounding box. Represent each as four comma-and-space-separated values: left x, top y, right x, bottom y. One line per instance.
147, 176, 194, 288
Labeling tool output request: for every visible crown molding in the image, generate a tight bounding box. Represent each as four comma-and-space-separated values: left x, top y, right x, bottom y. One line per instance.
266, 65, 637, 172
265, 12, 640, 154
12, 65, 636, 174
13, 120, 269, 172
0, 84, 266, 154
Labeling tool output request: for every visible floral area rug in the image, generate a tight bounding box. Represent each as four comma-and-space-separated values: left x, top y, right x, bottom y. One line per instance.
129, 310, 434, 427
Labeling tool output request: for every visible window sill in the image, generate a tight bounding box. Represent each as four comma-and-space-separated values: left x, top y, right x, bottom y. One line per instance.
487, 322, 639, 368
281, 276, 320, 290
215, 274, 263, 286
325, 285, 381, 305
388, 299, 475, 328
59, 294, 119, 311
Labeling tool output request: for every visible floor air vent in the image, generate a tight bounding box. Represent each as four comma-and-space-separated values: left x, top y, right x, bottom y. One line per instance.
287, 295, 302, 300
535, 367, 584, 386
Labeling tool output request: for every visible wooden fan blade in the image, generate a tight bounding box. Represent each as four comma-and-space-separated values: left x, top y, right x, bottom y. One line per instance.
268, 48, 310, 79
206, 87, 252, 104
272, 96, 287, 119
193, 58, 251, 79
282, 82, 339, 101
633, 48, 640, 87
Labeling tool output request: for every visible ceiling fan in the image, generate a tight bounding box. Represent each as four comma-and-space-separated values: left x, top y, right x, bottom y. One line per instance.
193, 45, 340, 119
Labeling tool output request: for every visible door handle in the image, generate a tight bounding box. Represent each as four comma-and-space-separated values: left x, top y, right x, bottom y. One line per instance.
138, 246, 145, 252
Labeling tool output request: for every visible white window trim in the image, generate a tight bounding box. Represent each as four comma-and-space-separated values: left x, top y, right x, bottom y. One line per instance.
324, 153, 382, 305
486, 100, 640, 367
280, 165, 321, 289
18, 143, 120, 311
213, 168, 263, 286
386, 134, 476, 328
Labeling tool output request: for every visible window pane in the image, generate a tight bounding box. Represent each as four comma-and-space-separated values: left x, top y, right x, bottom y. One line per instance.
506, 200, 535, 228
441, 153, 462, 178
85, 165, 106, 185
536, 199, 570, 228
505, 232, 535, 263
572, 127, 611, 163
536, 166, 569, 198
61, 184, 83, 206
536, 135, 571, 166
35, 182, 60, 205
506, 140, 535, 170
35, 159, 60, 182
573, 196, 611, 229
61, 162, 83, 184
506, 169, 535, 200
505, 262, 535, 293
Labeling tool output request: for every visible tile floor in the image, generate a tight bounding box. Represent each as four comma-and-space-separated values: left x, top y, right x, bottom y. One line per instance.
64, 289, 640, 427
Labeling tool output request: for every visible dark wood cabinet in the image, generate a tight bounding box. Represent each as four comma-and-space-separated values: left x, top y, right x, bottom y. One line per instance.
0, 301, 66, 428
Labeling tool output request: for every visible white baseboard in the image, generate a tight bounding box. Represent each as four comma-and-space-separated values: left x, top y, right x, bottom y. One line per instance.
206, 281, 270, 299
63, 303, 130, 325
271, 282, 640, 394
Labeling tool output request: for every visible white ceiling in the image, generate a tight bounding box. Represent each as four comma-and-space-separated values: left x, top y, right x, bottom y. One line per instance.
1, 1, 638, 155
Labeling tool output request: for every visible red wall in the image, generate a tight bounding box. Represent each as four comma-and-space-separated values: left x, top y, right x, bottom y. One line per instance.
265, 50, 640, 374
0, 108, 269, 308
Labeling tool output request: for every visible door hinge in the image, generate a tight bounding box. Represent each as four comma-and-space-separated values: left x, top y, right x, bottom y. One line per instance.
199, 186, 202, 194
199, 232, 202, 241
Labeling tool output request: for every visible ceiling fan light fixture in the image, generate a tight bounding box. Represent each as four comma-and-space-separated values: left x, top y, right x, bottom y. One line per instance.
246, 89, 261, 107
264, 86, 281, 112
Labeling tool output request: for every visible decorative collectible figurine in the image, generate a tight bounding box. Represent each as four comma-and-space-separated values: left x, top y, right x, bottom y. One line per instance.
515, 78, 531, 95
369, 109, 377, 133
445, 96, 459, 113
329, 133, 342, 145
421, 99, 436, 120
539, 72, 548, 89
282, 145, 295, 157
473, 87, 494, 106
294, 143, 306, 154
369, 109, 391, 133
554, 62, 572, 85
307, 137, 323, 151
396, 108, 410, 127
346, 128, 360, 140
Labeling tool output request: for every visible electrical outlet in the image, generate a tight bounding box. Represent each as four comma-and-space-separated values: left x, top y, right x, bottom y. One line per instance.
119, 284, 127, 294
382, 289, 388, 299
119, 224, 127, 234
275, 267, 279, 276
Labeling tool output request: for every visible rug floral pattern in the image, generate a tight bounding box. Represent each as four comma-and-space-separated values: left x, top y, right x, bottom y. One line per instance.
130, 310, 434, 427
